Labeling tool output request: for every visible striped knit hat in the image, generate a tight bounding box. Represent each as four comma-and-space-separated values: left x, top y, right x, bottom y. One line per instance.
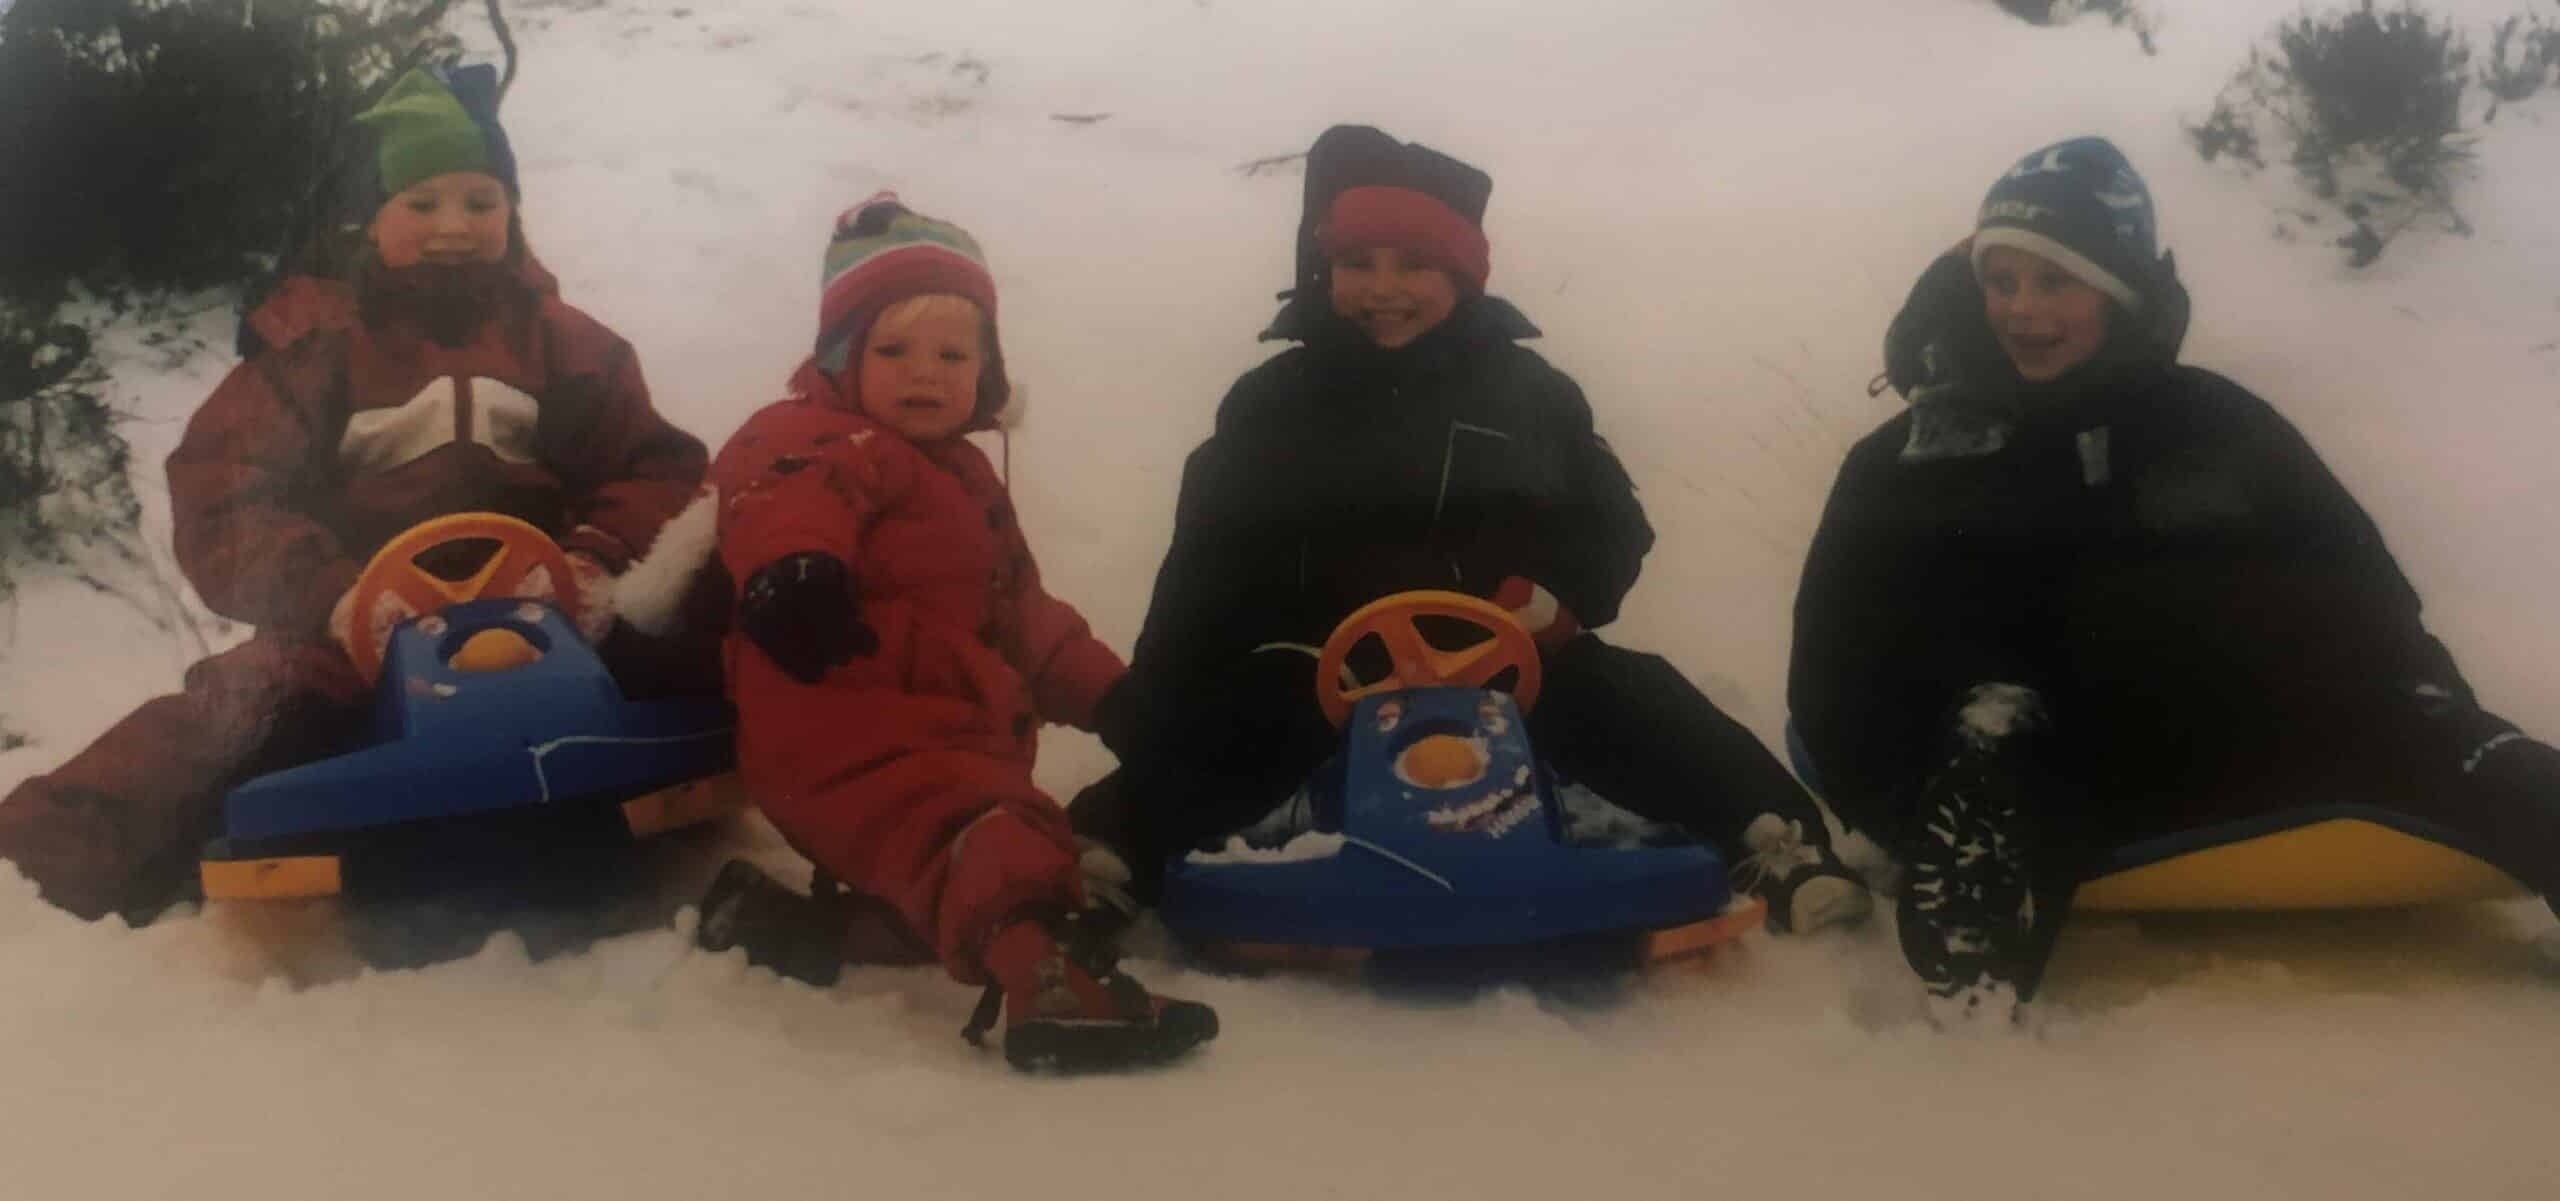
1970, 137, 2158, 312
814, 192, 1007, 422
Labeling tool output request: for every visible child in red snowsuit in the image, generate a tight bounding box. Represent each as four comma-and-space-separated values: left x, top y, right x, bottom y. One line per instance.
700, 194, 1216, 1074
0, 65, 719, 923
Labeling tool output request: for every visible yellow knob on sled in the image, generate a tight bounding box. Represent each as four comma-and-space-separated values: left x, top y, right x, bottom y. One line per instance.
447, 627, 544, 674
1399, 733, 1487, 790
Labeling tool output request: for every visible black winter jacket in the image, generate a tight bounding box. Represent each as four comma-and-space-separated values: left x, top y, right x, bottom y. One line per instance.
1789, 252, 2465, 834
1102, 295, 1653, 754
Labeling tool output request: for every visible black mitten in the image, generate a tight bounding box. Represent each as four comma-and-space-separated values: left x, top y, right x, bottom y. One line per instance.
738, 551, 877, 685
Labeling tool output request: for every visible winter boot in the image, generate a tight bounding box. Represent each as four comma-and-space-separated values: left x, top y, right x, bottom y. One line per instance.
2434, 705, 2560, 927
695, 860, 861, 987
116, 835, 210, 928
1898, 780, 2035, 1026
1730, 814, 1873, 934
1897, 684, 2057, 1026
965, 909, 1219, 1074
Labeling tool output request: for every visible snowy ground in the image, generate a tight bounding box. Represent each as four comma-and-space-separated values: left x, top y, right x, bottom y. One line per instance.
5, 1, 2560, 1197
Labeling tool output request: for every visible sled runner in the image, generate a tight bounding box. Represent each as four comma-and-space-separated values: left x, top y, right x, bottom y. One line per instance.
198, 514, 744, 902
1160, 591, 1763, 970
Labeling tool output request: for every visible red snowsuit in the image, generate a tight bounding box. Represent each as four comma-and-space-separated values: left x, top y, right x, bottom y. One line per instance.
0, 257, 715, 920
712, 361, 1124, 982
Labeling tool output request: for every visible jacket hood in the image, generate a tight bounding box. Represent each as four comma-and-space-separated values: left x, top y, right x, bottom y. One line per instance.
1881, 241, 2191, 406
1880, 242, 2192, 463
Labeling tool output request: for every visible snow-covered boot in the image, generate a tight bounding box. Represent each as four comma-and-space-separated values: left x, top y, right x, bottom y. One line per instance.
966, 909, 1218, 1074
1730, 814, 1873, 934
1898, 684, 2053, 1025
1898, 776, 2034, 1026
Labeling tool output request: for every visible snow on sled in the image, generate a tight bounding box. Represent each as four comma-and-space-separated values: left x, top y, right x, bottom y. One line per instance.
1781, 724, 2526, 912
1159, 591, 1763, 974
199, 514, 746, 903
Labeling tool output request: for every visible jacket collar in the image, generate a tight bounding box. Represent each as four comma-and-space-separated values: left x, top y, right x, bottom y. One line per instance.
1257, 290, 1541, 346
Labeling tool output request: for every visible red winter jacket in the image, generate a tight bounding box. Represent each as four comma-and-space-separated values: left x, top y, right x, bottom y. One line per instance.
711, 361, 1124, 968
168, 258, 708, 634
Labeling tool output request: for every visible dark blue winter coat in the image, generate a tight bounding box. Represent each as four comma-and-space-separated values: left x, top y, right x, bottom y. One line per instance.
1097, 294, 1653, 759
1789, 251, 2468, 842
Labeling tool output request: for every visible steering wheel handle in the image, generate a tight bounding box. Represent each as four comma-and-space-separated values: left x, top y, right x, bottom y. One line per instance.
1313, 590, 1543, 728
343, 513, 575, 684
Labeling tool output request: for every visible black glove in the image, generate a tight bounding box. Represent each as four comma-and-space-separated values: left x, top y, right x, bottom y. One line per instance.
1088, 675, 1138, 760
738, 551, 877, 685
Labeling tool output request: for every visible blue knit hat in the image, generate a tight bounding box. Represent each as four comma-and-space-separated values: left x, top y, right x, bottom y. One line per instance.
1970, 137, 2158, 311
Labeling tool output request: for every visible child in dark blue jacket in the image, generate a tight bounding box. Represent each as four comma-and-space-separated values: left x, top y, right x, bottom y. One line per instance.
1077, 125, 1871, 936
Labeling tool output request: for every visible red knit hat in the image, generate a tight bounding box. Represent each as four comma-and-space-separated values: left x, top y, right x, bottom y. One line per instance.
813, 192, 1008, 422
1315, 184, 1491, 293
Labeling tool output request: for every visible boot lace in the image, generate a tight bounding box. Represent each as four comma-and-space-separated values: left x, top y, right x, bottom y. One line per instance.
1729, 815, 1822, 896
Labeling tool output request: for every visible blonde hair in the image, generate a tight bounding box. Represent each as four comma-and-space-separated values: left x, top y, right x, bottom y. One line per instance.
868, 293, 986, 341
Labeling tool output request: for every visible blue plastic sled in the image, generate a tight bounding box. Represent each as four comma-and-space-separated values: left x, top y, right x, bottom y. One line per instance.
1158, 591, 1763, 969
199, 519, 742, 903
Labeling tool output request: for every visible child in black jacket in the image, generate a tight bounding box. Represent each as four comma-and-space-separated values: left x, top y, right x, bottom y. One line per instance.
1077, 125, 1869, 935
1792, 137, 2560, 1021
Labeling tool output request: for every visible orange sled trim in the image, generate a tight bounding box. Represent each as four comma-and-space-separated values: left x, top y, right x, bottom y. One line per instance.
622, 772, 751, 837
1639, 894, 1768, 964
201, 855, 344, 900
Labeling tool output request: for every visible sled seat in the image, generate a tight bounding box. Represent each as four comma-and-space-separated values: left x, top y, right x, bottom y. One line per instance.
1785, 722, 2527, 912
2078, 807, 2525, 911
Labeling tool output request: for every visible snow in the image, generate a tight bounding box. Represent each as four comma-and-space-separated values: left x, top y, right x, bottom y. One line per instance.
4, 1, 2559, 1197
1559, 778, 1681, 849
1185, 831, 1347, 865
1958, 683, 2042, 748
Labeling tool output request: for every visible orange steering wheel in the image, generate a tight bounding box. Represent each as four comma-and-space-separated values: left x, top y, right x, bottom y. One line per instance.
343, 513, 577, 684
1314, 590, 1544, 728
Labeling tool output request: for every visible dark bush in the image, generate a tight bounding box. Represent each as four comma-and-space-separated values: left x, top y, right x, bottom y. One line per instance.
0, 0, 464, 304
2478, 8, 2560, 115
0, 303, 135, 602
2186, 2, 2477, 267
0, 1, 478, 612
1993, 0, 2156, 53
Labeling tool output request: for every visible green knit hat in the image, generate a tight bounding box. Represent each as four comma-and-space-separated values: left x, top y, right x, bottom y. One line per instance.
357, 66, 519, 198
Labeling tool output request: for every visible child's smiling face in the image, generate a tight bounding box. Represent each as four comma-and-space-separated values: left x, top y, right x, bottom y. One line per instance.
1977, 244, 2112, 383
1328, 246, 1457, 349
857, 296, 983, 442
371, 171, 512, 268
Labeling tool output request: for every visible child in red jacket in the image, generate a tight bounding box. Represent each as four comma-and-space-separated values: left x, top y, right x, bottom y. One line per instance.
0, 65, 718, 924
699, 194, 1216, 1074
